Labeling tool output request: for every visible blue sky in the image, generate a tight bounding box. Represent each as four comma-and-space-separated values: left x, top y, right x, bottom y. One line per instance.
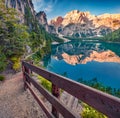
32, 0, 120, 21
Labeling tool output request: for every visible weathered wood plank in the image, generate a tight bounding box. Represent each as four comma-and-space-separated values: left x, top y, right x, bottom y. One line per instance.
22, 61, 120, 118
26, 82, 54, 118
24, 72, 80, 118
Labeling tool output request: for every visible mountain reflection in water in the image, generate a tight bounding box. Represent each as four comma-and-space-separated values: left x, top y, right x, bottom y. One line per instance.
43, 41, 120, 88
51, 41, 120, 65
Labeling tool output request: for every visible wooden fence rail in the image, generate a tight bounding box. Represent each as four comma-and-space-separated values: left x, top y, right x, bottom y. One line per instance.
22, 61, 120, 118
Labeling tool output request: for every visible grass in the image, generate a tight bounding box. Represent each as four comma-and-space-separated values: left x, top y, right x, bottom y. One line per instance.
0, 75, 5, 81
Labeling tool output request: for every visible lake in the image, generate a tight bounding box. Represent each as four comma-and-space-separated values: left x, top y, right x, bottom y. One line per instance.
43, 40, 120, 89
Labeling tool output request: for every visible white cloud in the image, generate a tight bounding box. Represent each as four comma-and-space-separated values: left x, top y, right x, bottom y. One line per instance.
32, 0, 44, 11
44, 4, 52, 12
32, 0, 58, 13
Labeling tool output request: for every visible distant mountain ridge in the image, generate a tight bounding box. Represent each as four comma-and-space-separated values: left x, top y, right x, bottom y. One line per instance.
49, 10, 120, 38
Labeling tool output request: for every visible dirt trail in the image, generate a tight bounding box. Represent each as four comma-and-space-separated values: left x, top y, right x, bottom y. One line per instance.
0, 72, 47, 118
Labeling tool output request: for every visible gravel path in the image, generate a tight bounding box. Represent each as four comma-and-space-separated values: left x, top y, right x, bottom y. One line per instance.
0, 72, 47, 118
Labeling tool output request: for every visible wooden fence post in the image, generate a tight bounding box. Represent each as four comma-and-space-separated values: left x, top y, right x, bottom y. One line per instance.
22, 63, 27, 90
52, 84, 60, 118
22, 61, 32, 90
29, 61, 33, 74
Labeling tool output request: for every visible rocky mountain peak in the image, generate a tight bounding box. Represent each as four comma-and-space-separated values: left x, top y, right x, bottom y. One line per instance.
67, 10, 80, 14
49, 16, 63, 27
49, 10, 120, 38
64, 10, 90, 17
62, 10, 93, 26
36, 11, 49, 31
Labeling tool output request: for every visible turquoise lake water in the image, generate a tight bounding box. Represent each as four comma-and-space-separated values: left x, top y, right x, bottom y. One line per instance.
43, 41, 120, 89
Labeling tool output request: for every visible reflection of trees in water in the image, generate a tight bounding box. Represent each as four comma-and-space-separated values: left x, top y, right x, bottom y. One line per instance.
102, 42, 120, 56
43, 54, 51, 67
52, 41, 120, 58
78, 77, 120, 98
52, 41, 106, 60
61, 72, 68, 78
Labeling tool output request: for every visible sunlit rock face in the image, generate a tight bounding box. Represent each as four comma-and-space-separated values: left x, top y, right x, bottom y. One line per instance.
60, 50, 120, 65
93, 14, 120, 30
61, 10, 95, 26
49, 16, 64, 34
49, 10, 120, 38
50, 16, 63, 27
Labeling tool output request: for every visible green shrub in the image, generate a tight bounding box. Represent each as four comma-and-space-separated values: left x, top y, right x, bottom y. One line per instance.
0, 75, 5, 81
38, 76, 52, 92
10, 57, 21, 71
0, 53, 7, 72
81, 103, 107, 118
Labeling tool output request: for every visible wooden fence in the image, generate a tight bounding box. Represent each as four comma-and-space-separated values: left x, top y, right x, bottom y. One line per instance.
22, 61, 120, 118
